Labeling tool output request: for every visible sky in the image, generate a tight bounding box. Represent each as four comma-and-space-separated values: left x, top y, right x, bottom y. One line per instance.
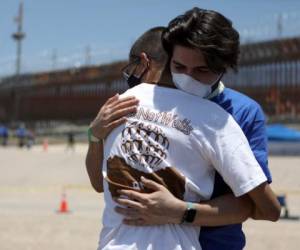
1, 0, 300, 77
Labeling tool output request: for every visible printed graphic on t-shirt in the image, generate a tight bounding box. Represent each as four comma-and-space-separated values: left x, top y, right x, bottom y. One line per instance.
106, 119, 186, 199
121, 121, 169, 170
106, 156, 185, 199
128, 107, 194, 135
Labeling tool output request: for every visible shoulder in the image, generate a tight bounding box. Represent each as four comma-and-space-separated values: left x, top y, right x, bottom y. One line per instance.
223, 88, 261, 110
222, 88, 265, 121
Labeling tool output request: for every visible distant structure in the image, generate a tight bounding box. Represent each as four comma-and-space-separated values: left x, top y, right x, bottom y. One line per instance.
224, 36, 300, 121
0, 61, 127, 122
0, 36, 300, 123
12, 1, 25, 76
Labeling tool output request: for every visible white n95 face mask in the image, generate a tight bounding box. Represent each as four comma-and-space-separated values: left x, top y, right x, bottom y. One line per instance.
172, 72, 219, 98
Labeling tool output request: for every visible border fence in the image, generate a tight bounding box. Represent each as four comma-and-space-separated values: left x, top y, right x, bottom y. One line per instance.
0, 37, 300, 123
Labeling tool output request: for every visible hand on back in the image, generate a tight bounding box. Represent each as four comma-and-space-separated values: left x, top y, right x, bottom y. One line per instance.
89, 94, 139, 140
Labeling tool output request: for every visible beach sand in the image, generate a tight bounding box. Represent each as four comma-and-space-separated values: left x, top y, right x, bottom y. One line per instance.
0, 144, 299, 250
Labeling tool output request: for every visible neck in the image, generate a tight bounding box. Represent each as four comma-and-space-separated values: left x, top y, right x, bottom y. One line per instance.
156, 81, 176, 88
143, 64, 176, 89
156, 65, 176, 88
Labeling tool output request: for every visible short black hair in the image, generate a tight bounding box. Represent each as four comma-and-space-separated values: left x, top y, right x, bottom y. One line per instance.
129, 26, 168, 66
162, 7, 240, 73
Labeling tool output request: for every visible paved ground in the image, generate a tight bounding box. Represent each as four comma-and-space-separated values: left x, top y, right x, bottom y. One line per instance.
0, 144, 299, 250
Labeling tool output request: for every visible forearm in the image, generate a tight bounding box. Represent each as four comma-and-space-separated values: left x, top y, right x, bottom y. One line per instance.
248, 182, 281, 221
173, 194, 253, 226
85, 141, 104, 193
196, 194, 253, 226
115, 178, 256, 227
185, 183, 280, 226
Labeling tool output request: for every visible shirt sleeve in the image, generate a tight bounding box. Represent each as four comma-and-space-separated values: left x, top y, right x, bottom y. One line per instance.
243, 106, 272, 183
208, 115, 267, 197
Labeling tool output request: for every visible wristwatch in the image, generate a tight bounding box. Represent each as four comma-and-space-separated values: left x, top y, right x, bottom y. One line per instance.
181, 202, 197, 224
87, 127, 101, 143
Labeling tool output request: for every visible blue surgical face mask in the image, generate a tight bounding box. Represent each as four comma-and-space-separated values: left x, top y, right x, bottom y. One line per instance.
171, 72, 222, 98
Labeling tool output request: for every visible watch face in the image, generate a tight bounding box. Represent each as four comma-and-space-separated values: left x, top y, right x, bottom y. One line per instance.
185, 208, 197, 223
181, 203, 197, 224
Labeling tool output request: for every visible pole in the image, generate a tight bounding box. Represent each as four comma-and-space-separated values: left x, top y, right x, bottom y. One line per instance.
85, 45, 91, 66
52, 49, 57, 71
12, 1, 25, 76
11, 1, 25, 121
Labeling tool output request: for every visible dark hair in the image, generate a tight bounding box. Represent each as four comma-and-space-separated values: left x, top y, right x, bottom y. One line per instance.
162, 7, 240, 73
129, 26, 168, 66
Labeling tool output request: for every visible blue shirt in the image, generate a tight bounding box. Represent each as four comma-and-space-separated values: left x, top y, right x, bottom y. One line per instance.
0, 126, 8, 137
199, 87, 272, 250
16, 127, 27, 138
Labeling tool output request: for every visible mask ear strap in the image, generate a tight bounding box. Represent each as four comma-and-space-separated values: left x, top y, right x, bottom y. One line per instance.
139, 66, 148, 78
211, 82, 219, 92
132, 60, 149, 80
126, 64, 149, 88
210, 72, 224, 92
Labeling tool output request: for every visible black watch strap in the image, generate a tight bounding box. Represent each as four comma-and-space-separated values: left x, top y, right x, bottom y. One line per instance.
181, 202, 197, 224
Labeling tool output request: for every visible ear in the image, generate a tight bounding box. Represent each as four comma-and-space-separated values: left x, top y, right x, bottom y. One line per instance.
140, 52, 150, 68
133, 52, 150, 77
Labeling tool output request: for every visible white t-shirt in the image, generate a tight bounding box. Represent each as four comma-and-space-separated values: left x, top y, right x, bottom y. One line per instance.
98, 83, 267, 250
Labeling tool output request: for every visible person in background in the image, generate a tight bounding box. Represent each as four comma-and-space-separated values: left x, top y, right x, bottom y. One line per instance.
16, 123, 27, 148
0, 123, 9, 146
26, 129, 35, 149
66, 131, 75, 152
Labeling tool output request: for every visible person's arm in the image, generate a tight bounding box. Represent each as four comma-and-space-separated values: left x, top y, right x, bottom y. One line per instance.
114, 177, 280, 226
114, 176, 254, 226
247, 182, 280, 221
233, 106, 279, 219
85, 94, 139, 192
246, 104, 272, 183
86, 141, 104, 192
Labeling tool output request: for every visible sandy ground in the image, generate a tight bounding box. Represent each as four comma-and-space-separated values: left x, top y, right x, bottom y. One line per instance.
0, 144, 299, 250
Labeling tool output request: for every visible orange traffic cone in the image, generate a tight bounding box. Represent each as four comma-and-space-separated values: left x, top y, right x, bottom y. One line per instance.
57, 191, 70, 214
43, 138, 48, 152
